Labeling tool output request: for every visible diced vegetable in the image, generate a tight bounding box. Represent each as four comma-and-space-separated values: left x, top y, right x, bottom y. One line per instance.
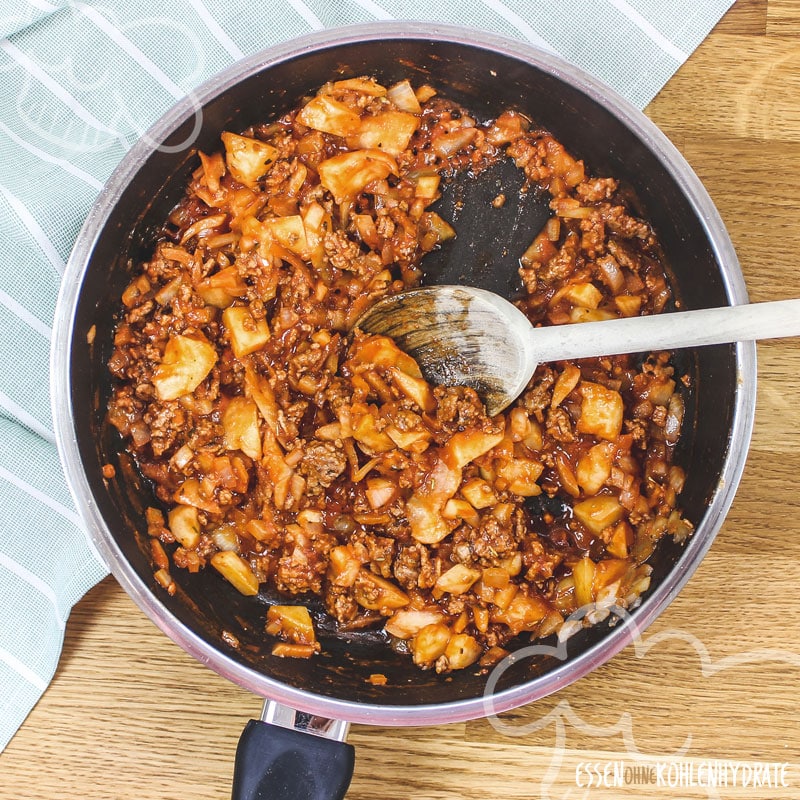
153, 334, 217, 401
244, 364, 280, 435
551, 363, 581, 408
570, 307, 618, 323
168, 504, 201, 549
328, 545, 361, 587
491, 593, 549, 632
349, 334, 422, 376
245, 517, 279, 545
264, 215, 310, 257
442, 498, 480, 528
411, 623, 451, 667
266, 604, 317, 645
433, 564, 482, 598
384, 609, 444, 639
210, 550, 259, 596
445, 430, 504, 470
387, 366, 435, 412
317, 149, 397, 203
572, 557, 596, 607
365, 477, 398, 509
615, 294, 643, 317
385, 425, 431, 452
564, 281, 603, 309
222, 306, 270, 358
296, 95, 362, 136
348, 111, 420, 156
592, 558, 629, 594
492, 584, 518, 612
419, 211, 456, 243
432, 127, 477, 158
481, 567, 510, 589
520, 229, 557, 267
221, 132, 278, 188
153, 568, 175, 594
211, 524, 239, 552
406, 492, 452, 545
351, 408, 394, 454
353, 570, 410, 612
460, 478, 497, 509
576, 442, 615, 495
605, 521, 633, 559
173, 477, 220, 514
573, 495, 625, 536
302, 202, 333, 268
222, 396, 262, 460
496, 458, 544, 496
414, 174, 440, 199
197, 265, 247, 308
443, 633, 482, 670
577, 382, 624, 441
271, 643, 318, 659
387, 79, 422, 112
406, 457, 462, 544
327, 77, 386, 96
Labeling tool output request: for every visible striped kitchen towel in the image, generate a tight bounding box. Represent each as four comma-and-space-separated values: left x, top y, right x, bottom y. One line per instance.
0, 0, 735, 752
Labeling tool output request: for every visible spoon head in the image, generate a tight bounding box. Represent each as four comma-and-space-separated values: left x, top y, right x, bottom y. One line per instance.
355, 285, 535, 416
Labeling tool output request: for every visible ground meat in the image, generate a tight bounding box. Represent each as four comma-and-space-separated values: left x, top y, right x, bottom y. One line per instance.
326, 584, 358, 622
506, 136, 550, 183
393, 543, 438, 590
298, 441, 347, 495
127, 299, 155, 325
173, 546, 205, 572
435, 386, 493, 433
545, 407, 576, 443
575, 177, 618, 203
144, 251, 183, 283
521, 369, 555, 417
352, 532, 395, 578
144, 401, 187, 457
324, 230, 363, 272
602, 204, 653, 241
375, 212, 395, 239
277, 400, 308, 444
540, 230, 579, 283
470, 513, 519, 565
275, 551, 321, 595
187, 416, 221, 450
275, 531, 334, 595
579, 214, 606, 258
522, 534, 562, 582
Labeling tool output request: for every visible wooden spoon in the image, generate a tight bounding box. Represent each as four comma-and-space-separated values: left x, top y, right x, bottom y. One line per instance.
356, 285, 800, 415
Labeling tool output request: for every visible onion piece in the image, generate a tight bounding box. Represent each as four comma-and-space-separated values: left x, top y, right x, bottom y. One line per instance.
387, 79, 422, 113
432, 127, 477, 158
212, 525, 240, 553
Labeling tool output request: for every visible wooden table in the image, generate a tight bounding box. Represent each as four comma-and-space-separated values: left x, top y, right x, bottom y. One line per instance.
2, 1, 799, 797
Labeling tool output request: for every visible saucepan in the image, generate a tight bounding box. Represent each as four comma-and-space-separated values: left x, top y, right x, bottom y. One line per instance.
50, 22, 756, 799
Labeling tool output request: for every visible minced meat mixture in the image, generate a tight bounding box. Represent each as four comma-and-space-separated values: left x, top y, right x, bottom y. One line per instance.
108, 76, 692, 672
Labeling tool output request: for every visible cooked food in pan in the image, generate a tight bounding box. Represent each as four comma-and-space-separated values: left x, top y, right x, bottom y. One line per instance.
107, 76, 691, 673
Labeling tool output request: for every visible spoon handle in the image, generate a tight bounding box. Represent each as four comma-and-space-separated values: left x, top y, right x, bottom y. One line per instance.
527, 298, 800, 363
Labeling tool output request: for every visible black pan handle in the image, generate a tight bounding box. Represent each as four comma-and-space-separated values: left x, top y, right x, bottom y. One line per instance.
231, 719, 355, 800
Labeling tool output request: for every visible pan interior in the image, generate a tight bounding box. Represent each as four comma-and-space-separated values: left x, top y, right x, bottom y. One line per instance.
67, 35, 739, 711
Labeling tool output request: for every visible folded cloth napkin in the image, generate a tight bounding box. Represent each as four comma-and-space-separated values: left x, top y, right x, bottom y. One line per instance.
0, 0, 735, 752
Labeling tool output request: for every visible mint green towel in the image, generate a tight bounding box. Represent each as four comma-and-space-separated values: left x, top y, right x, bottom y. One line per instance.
0, 0, 734, 752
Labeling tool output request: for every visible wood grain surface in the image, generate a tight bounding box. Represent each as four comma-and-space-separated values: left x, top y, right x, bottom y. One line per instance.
3, 1, 800, 797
